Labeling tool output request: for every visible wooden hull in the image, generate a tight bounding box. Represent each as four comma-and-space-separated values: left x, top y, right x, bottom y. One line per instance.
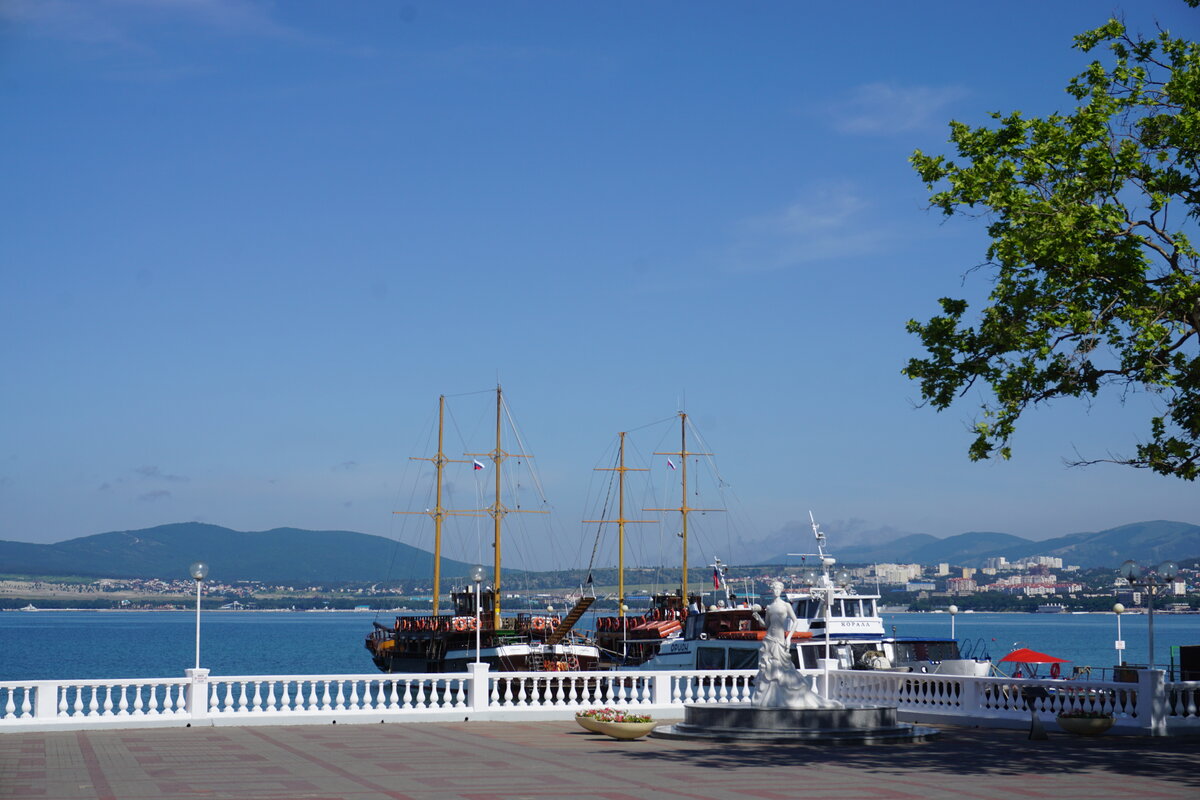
366, 624, 601, 674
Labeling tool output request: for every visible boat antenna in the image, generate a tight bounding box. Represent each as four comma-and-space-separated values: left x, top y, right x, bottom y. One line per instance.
809, 510, 826, 560
788, 511, 835, 584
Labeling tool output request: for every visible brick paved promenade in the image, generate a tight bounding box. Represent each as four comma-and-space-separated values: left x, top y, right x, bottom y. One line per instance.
1, 720, 1196, 800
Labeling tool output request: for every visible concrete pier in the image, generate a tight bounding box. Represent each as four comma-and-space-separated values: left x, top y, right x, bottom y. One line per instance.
1, 719, 1196, 800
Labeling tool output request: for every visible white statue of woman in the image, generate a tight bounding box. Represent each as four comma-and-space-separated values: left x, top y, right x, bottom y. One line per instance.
751, 581, 841, 709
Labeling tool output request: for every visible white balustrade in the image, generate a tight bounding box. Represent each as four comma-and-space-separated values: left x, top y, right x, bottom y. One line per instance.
1165, 681, 1200, 719
3, 667, 1198, 735
0, 679, 190, 727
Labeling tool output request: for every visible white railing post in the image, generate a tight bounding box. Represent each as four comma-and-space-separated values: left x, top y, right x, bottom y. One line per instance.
651, 671, 673, 706
1136, 669, 1167, 736
34, 681, 59, 720
959, 673, 980, 715
467, 662, 490, 713
816, 660, 838, 701
185, 668, 210, 721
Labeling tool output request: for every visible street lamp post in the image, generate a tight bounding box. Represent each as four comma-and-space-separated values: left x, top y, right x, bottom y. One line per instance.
1118, 560, 1180, 672
188, 562, 209, 670
470, 565, 485, 665
1113, 602, 1126, 667
948, 604, 959, 640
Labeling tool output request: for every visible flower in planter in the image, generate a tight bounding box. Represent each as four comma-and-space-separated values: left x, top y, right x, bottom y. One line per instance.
577, 707, 654, 724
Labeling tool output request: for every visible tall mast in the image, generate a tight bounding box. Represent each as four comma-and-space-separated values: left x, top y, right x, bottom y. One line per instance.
584, 432, 653, 619
396, 395, 480, 617
492, 387, 503, 628
646, 412, 717, 606
433, 396, 447, 616
466, 385, 545, 629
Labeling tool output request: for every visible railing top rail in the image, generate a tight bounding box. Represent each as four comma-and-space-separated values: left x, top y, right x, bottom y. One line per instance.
206, 673, 461, 682
0, 677, 191, 689
2, 668, 759, 690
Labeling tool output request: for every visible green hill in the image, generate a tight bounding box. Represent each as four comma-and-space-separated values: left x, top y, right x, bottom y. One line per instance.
3, 519, 1197, 581
0, 523, 481, 584
765, 521, 1200, 568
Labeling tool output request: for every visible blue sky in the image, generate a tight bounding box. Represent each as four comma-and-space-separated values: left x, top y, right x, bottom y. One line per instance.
2, 1, 1197, 572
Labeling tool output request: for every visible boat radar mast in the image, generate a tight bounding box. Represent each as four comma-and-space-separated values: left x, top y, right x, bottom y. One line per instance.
786, 511, 838, 582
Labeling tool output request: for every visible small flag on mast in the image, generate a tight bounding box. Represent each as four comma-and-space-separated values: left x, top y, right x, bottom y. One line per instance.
667, 458, 677, 470
473, 459, 486, 471
712, 567, 720, 589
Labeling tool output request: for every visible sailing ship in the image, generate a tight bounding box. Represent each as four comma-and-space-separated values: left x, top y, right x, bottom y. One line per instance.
365, 386, 601, 673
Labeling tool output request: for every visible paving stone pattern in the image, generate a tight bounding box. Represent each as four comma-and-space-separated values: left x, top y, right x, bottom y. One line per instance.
0, 721, 1196, 800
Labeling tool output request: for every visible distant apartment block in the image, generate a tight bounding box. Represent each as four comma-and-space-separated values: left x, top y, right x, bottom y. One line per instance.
946, 577, 977, 594
1015, 555, 1064, 569
875, 563, 923, 584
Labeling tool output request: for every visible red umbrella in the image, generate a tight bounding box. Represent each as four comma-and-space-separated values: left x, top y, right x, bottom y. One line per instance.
1000, 647, 1070, 664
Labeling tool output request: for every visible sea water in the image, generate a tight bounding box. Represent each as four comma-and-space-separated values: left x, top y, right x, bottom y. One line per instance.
0, 609, 1195, 682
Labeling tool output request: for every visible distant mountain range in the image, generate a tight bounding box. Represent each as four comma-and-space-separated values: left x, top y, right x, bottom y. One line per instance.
1, 519, 1197, 582
0, 523, 479, 584
754, 520, 1200, 569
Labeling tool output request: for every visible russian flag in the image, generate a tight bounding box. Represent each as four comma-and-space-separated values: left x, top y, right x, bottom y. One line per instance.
473, 459, 486, 471
712, 567, 720, 589
667, 458, 677, 470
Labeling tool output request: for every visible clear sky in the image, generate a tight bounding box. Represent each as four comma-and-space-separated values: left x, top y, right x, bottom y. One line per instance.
2, 1, 1197, 571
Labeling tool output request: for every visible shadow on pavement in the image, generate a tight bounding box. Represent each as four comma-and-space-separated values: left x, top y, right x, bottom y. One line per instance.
615, 727, 1200, 787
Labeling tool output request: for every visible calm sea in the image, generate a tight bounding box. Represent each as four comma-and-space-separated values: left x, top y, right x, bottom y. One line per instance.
0, 609, 1195, 682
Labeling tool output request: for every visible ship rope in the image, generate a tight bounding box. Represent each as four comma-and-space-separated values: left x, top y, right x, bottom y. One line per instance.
582, 443, 620, 582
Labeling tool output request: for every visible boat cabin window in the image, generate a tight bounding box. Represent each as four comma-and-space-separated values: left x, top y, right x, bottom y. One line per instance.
844, 599, 862, 617
891, 640, 961, 663
697, 647, 726, 670
849, 643, 884, 666
452, 588, 494, 617
923, 641, 961, 661
728, 648, 758, 670
795, 599, 822, 619
795, 644, 820, 669
685, 614, 705, 639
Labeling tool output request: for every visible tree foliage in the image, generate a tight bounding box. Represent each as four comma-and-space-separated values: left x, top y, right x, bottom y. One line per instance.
905, 14, 1200, 480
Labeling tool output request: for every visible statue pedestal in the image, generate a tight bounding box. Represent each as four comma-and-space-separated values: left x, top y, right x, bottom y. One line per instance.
652, 704, 939, 744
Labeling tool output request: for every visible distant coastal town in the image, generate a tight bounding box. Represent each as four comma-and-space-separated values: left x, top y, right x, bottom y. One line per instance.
2, 553, 1195, 613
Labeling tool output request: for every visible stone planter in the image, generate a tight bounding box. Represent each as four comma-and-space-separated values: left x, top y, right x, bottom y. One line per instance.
588, 720, 657, 740
574, 714, 605, 733
1055, 715, 1114, 736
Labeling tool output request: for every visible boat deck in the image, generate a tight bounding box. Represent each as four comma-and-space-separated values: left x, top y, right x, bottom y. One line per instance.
1, 719, 1195, 800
